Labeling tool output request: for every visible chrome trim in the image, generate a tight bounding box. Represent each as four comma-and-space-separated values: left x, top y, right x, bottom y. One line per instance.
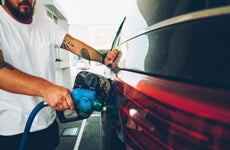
121, 6, 230, 44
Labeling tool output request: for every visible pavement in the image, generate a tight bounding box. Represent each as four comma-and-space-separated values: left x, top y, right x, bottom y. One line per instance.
56, 112, 102, 150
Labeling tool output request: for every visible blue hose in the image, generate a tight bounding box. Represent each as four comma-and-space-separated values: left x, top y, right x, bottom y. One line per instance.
18, 101, 48, 150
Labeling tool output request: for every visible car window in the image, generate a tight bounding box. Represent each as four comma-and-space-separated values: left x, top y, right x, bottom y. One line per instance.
120, 0, 230, 42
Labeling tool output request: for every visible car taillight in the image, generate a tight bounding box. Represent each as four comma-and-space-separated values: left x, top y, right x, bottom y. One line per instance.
115, 71, 230, 150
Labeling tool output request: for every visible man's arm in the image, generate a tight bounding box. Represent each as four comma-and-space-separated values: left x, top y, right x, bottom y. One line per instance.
61, 34, 118, 67
0, 50, 74, 111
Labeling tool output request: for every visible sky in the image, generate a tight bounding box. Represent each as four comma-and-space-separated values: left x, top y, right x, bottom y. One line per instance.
56, 0, 135, 25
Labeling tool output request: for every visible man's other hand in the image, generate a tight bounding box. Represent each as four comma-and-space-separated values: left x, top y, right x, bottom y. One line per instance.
104, 49, 119, 69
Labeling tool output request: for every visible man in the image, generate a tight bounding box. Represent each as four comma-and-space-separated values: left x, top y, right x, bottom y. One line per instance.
0, 0, 119, 149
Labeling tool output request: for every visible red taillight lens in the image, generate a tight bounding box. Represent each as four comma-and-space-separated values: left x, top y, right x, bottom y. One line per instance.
115, 72, 230, 150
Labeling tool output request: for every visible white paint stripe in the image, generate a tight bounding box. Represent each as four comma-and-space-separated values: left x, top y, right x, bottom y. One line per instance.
90, 113, 101, 117
73, 114, 101, 149
73, 119, 87, 150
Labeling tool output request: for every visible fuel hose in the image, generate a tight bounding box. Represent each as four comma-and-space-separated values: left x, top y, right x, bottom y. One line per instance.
18, 101, 48, 150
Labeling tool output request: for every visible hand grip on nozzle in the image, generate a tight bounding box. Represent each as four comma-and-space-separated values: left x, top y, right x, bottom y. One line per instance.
56, 88, 103, 123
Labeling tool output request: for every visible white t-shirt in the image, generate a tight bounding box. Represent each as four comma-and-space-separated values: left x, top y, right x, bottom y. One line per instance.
0, 6, 67, 135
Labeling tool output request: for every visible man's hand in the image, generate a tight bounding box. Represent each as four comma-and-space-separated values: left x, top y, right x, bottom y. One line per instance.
41, 84, 75, 112
103, 49, 119, 69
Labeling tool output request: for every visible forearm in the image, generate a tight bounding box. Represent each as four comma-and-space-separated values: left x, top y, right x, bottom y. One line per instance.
0, 61, 54, 97
61, 34, 103, 63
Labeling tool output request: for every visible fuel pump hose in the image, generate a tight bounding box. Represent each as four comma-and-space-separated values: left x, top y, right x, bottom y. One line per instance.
18, 101, 48, 150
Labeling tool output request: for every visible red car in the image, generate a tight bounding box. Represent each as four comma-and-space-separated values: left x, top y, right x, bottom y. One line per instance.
101, 1, 230, 150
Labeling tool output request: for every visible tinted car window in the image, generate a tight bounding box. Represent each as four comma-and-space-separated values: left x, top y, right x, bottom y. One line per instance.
137, 0, 230, 26
120, 0, 230, 40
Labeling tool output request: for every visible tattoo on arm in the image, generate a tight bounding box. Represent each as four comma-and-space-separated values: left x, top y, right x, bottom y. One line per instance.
61, 38, 74, 50
0, 61, 14, 70
81, 48, 91, 60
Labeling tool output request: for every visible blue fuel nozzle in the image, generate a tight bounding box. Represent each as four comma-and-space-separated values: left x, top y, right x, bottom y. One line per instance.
71, 88, 103, 113
57, 88, 104, 123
